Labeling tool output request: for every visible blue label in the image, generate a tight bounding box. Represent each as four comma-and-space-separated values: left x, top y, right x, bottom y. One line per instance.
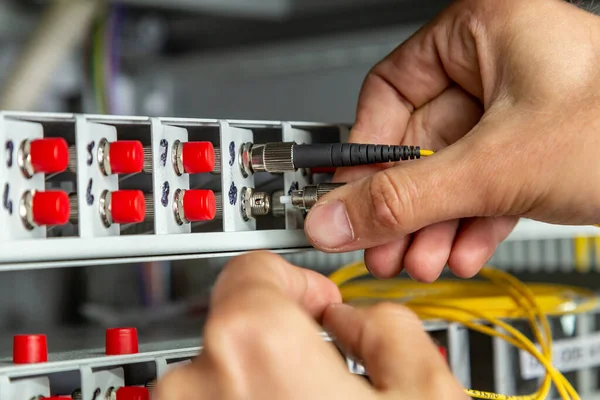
161, 181, 170, 207
160, 139, 168, 167
228, 182, 237, 205
228, 141, 235, 167
2, 183, 12, 215
86, 141, 95, 166
86, 179, 95, 205
5, 141, 13, 168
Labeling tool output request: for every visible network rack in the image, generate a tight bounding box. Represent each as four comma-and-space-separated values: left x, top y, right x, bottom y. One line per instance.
1, 111, 598, 271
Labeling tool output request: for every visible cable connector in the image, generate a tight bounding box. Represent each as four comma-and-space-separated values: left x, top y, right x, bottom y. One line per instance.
239, 142, 430, 176
280, 183, 346, 211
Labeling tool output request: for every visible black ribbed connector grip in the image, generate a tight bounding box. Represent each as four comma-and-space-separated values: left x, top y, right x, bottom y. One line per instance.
292, 143, 421, 169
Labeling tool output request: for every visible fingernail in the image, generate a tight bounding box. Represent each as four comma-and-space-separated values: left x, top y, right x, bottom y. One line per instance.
306, 200, 354, 248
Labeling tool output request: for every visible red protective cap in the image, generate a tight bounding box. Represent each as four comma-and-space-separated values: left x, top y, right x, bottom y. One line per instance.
40, 397, 71, 400
105, 327, 139, 355
182, 141, 215, 174
438, 346, 447, 360
311, 167, 336, 174
29, 137, 69, 174
32, 191, 70, 226
109, 140, 144, 174
13, 334, 48, 364
110, 190, 146, 224
116, 387, 150, 400
183, 190, 216, 221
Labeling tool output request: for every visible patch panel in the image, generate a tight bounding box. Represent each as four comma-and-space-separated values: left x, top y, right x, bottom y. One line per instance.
0, 320, 458, 400
1, 111, 599, 270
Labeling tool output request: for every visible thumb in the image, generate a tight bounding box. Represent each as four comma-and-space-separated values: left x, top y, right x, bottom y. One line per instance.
304, 135, 499, 252
323, 303, 464, 397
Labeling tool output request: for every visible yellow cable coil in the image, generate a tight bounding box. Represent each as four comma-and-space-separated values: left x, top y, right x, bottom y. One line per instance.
329, 262, 599, 400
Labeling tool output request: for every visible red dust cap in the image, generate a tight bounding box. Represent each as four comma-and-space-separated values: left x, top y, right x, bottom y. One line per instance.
105, 327, 139, 355
109, 141, 144, 174
29, 137, 69, 174
110, 190, 146, 224
182, 142, 215, 174
13, 334, 48, 364
116, 386, 149, 400
183, 190, 216, 221
32, 191, 70, 226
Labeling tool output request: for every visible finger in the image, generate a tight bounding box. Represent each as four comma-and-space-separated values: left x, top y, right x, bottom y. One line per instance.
346, 3, 483, 147
449, 216, 518, 278
403, 85, 482, 150
335, 85, 482, 184
156, 362, 217, 400
323, 303, 462, 395
211, 251, 341, 319
364, 236, 412, 278
305, 134, 488, 252
403, 220, 460, 283
198, 252, 362, 397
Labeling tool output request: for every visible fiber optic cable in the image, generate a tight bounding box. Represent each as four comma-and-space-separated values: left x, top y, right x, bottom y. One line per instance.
593, 236, 600, 271
244, 142, 434, 174
574, 237, 591, 273
329, 262, 597, 400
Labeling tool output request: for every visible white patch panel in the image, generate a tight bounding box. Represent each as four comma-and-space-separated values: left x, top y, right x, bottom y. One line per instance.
0, 110, 598, 271
0, 321, 453, 400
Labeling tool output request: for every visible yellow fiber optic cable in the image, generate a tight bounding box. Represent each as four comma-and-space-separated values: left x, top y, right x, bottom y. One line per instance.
594, 236, 600, 271
574, 236, 591, 273
420, 149, 435, 156
329, 262, 597, 400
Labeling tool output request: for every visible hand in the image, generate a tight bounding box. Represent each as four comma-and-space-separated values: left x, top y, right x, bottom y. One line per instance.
155, 252, 464, 399
303, 0, 600, 282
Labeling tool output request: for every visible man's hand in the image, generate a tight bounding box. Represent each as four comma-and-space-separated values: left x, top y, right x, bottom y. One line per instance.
155, 252, 464, 399
304, 0, 600, 281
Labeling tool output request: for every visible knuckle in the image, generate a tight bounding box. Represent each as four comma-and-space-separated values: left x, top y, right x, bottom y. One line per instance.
204, 300, 294, 363
367, 302, 420, 323
369, 170, 418, 232
224, 251, 281, 272
218, 251, 288, 287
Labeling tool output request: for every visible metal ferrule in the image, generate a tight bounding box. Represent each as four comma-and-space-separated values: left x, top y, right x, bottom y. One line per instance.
215, 192, 223, 219
146, 380, 156, 393
290, 183, 346, 210
99, 190, 113, 227
97, 138, 112, 176
173, 189, 188, 225
239, 142, 253, 177
212, 147, 222, 175
145, 193, 154, 221
68, 145, 77, 172
17, 139, 34, 178
69, 194, 78, 223
143, 146, 152, 173
19, 190, 35, 230
106, 387, 117, 400
250, 142, 295, 173
172, 140, 184, 176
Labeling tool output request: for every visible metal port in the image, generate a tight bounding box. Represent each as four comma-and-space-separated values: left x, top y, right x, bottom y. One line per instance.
240, 186, 271, 221
239, 142, 253, 178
